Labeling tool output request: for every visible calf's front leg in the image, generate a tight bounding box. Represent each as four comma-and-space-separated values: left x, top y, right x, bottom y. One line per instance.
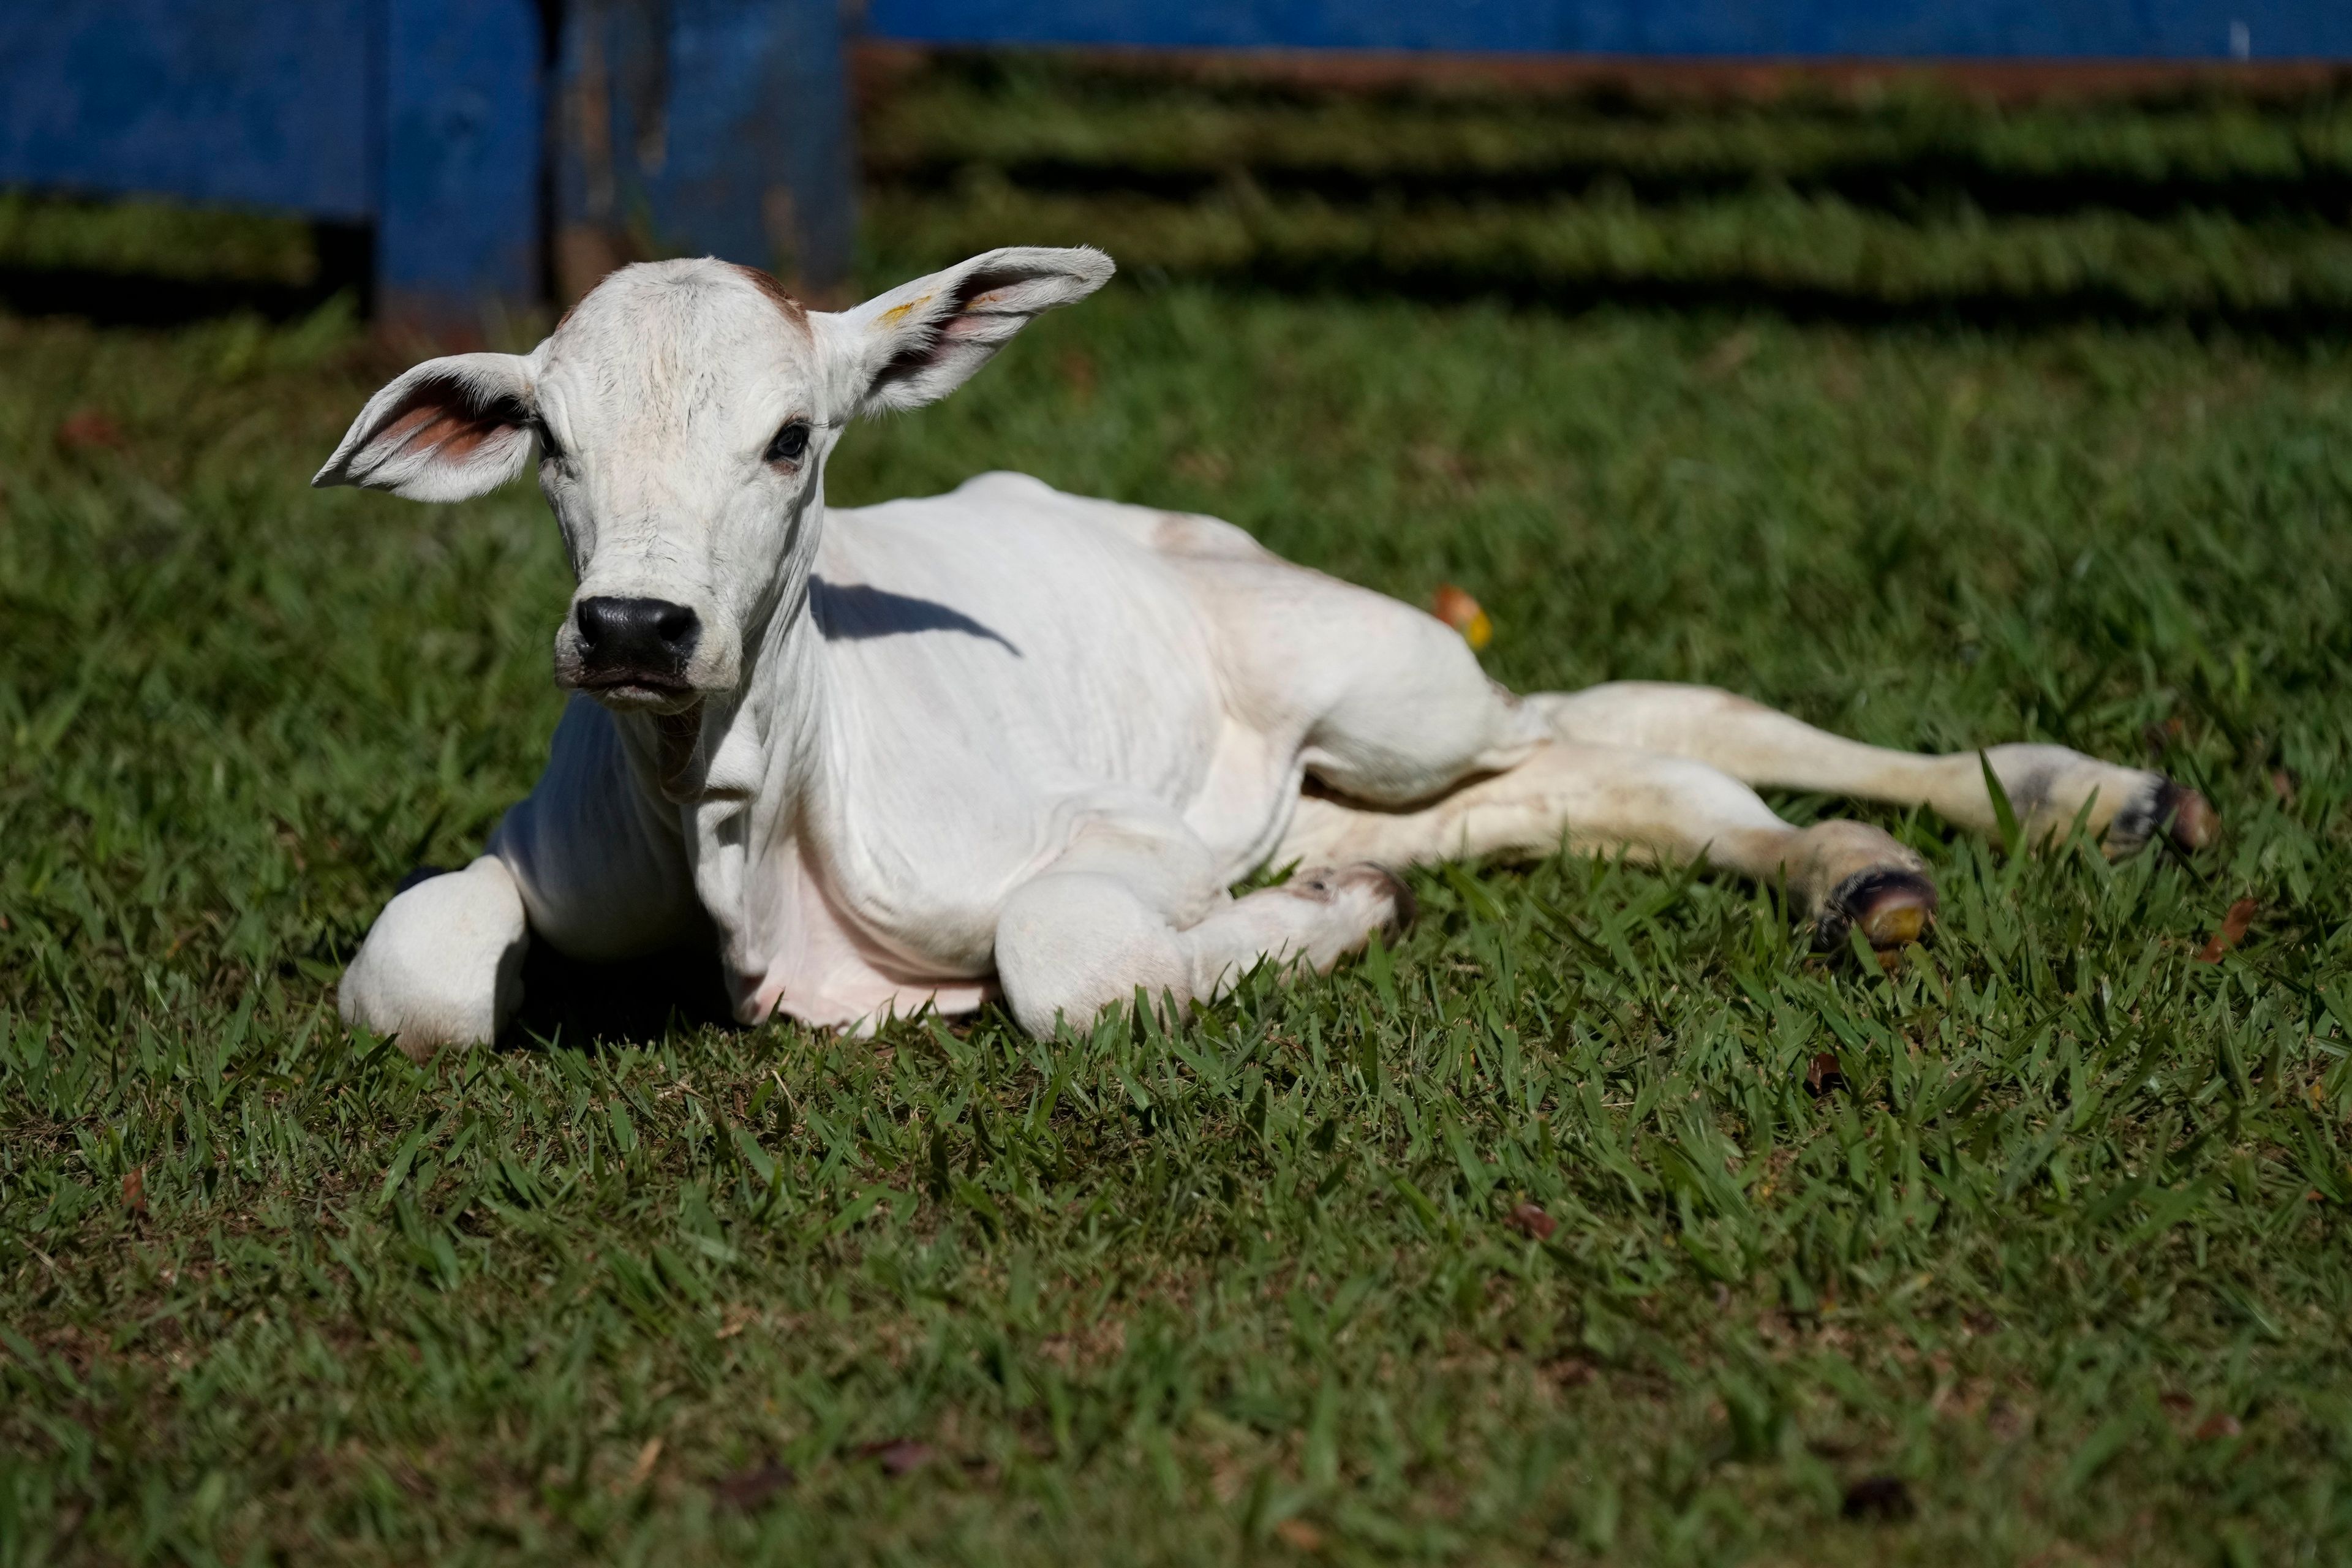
339, 856, 529, 1059
992, 813, 1413, 1038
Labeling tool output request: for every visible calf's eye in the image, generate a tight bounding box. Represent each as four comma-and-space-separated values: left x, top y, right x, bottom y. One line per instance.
766, 421, 812, 465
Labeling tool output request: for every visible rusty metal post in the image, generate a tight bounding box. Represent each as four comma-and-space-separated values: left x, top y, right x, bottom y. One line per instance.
554, 0, 857, 306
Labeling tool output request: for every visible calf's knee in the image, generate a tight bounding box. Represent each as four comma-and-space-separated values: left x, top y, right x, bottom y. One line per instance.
340, 856, 528, 1058
993, 873, 1189, 1038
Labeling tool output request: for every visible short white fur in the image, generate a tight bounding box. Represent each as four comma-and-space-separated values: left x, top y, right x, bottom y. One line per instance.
318, 247, 2214, 1055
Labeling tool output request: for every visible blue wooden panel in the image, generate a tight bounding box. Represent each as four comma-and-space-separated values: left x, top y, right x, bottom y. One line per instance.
0, 1, 375, 219
0, 0, 546, 331
379, 0, 546, 329
863, 0, 2352, 60
662, 0, 857, 288
556, 0, 855, 295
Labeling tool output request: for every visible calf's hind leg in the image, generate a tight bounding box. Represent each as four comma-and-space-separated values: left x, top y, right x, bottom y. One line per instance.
339, 856, 529, 1058
1221, 577, 1930, 945
1532, 682, 2217, 855
1279, 742, 1939, 951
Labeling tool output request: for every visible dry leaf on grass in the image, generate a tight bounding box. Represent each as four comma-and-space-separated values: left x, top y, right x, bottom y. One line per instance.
622, 1436, 663, 1490
712, 1458, 795, 1510
1274, 1518, 1325, 1551
853, 1438, 934, 1477
1505, 1202, 1557, 1241
121, 1166, 145, 1213
57, 410, 125, 450
1431, 584, 1492, 650
2196, 898, 2259, 963
603, 1437, 665, 1494
1805, 1052, 1847, 1098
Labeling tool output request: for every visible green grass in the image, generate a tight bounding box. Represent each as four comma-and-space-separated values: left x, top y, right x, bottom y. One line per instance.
0, 190, 320, 286
865, 55, 2352, 200
9, 85, 2352, 1566
862, 59, 2352, 324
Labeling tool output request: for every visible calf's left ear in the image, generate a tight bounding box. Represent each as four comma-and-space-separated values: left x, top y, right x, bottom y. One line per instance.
313, 353, 537, 502
820, 246, 1114, 415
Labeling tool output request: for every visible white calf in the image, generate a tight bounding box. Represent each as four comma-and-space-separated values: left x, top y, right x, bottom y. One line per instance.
318, 248, 2215, 1054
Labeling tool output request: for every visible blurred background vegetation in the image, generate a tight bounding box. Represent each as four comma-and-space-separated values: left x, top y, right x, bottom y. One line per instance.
7, 56, 2352, 326
858, 55, 2352, 327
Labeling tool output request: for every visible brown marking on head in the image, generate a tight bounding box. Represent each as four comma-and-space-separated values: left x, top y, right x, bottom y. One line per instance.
729, 264, 811, 334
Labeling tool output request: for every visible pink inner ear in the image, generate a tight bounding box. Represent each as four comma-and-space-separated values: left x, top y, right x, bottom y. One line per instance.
375, 386, 522, 462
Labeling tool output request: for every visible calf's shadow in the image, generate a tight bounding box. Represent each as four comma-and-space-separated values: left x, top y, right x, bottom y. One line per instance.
390, 864, 737, 1049
503, 938, 739, 1049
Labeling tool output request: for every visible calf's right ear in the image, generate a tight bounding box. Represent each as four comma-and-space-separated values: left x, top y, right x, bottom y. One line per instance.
313, 353, 537, 502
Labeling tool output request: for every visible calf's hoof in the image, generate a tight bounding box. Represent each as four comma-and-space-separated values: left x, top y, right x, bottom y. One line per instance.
1813, 867, 1939, 953
2110, 778, 2220, 858
1287, 862, 1417, 938
2155, 782, 2219, 853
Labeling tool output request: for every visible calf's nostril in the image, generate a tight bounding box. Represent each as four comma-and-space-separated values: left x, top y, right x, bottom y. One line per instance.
572, 596, 700, 674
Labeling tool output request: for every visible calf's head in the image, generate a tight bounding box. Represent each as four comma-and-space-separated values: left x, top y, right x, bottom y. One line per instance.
316, 247, 1113, 710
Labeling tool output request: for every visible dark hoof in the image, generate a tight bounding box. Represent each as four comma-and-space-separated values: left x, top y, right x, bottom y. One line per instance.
2156, 782, 2219, 853
1360, 863, 1419, 936
1814, 868, 1939, 953
2112, 780, 2220, 856
394, 864, 452, 895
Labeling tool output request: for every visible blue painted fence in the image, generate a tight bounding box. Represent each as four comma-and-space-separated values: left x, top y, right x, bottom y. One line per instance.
864, 1, 2352, 60
0, 1, 543, 333
3, 2, 2346, 333
0, 0, 854, 334
552, 0, 855, 309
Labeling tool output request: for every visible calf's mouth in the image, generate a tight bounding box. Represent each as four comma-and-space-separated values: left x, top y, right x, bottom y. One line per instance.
573, 669, 700, 712
558, 594, 708, 713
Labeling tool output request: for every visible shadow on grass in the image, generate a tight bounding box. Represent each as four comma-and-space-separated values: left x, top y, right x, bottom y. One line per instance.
505, 940, 741, 1051
1156, 260, 2352, 341
0, 220, 370, 328
883, 154, 2352, 226
9, 237, 2352, 341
